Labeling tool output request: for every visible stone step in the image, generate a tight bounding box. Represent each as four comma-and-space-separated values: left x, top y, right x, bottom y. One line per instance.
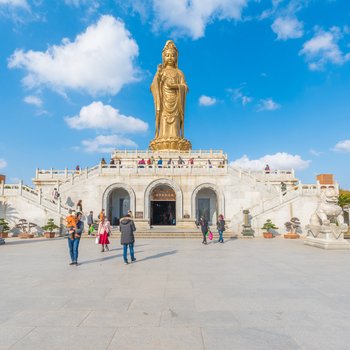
84, 232, 236, 239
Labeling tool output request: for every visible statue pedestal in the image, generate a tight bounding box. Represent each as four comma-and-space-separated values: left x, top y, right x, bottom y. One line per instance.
304, 225, 350, 250
149, 137, 191, 151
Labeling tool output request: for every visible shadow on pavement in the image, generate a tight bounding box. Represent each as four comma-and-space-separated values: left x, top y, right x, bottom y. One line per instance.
136, 250, 177, 263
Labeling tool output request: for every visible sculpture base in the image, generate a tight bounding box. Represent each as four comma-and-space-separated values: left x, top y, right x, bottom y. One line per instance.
149, 137, 191, 151
304, 237, 350, 250
305, 225, 350, 249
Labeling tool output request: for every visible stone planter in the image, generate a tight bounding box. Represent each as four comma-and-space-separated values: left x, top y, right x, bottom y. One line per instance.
284, 233, 300, 239
19, 233, 34, 239
0, 232, 8, 238
44, 232, 55, 239
263, 232, 274, 238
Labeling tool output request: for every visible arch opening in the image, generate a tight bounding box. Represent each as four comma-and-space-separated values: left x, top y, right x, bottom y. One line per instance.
150, 185, 176, 226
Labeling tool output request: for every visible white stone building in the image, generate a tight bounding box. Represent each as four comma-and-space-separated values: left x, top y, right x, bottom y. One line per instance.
0, 148, 337, 236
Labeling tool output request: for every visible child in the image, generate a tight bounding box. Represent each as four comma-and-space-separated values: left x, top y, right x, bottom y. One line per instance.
66, 211, 78, 239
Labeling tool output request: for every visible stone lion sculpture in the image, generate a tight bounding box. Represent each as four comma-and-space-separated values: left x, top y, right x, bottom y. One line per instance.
308, 187, 348, 239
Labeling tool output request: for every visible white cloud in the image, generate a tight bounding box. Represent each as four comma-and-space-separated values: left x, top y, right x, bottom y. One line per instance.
271, 17, 303, 40
8, 15, 139, 96
65, 101, 148, 133
81, 134, 137, 153
309, 149, 323, 157
257, 98, 280, 111
0, 0, 28, 8
0, 159, 7, 169
152, 0, 248, 39
333, 140, 350, 152
199, 95, 216, 106
231, 152, 310, 170
23, 95, 42, 107
299, 27, 350, 71
229, 87, 252, 106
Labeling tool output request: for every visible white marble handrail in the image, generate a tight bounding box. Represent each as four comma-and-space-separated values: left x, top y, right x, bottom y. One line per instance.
1, 181, 70, 217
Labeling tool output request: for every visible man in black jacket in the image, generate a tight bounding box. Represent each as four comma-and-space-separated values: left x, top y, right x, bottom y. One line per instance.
119, 214, 136, 264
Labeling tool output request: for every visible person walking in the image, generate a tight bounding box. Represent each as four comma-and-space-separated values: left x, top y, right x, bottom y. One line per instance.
119, 213, 136, 264
199, 216, 208, 245
67, 212, 84, 265
217, 214, 225, 243
87, 211, 94, 235
97, 217, 111, 252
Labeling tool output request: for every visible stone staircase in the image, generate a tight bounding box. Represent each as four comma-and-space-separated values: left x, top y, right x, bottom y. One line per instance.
107, 226, 236, 239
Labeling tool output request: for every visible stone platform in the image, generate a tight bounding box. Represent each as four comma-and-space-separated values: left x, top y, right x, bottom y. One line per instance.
2, 237, 350, 349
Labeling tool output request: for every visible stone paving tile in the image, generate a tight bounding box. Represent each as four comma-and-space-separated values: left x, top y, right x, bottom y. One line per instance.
81, 310, 162, 328
201, 327, 300, 350
0, 326, 34, 350
10, 327, 116, 350
160, 309, 240, 328
62, 296, 132, 312
108, 327, 204, 350
3, 310, 90, 327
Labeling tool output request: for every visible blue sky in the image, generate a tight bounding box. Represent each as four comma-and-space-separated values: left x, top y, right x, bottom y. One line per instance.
0, 0, 350, 188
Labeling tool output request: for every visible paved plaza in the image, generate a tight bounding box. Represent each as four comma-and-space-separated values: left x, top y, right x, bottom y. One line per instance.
1, 237, 350, 349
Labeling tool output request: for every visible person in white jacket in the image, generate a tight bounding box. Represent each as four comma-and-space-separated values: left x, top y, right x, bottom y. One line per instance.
97, 217, 111, 252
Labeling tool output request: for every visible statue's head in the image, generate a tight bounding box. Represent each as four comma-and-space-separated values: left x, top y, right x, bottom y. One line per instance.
162, 40, 178, 68
320, 187, 339, 204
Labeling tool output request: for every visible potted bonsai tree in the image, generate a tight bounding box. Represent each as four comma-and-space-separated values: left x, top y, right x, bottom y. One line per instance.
16, 219, 37, 239
0, 218, 10, 238
284, 217, 301, 239
261, 219, 278, 238
42, 219, 59, 238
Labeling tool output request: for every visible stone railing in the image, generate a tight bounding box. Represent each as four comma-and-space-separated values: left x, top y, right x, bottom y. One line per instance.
249, 182, 338, 218
1, 181, 70, 216
34, 162, 229, 184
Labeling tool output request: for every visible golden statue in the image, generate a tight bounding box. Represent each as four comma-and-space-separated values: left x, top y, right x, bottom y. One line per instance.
149, 40, 191, 151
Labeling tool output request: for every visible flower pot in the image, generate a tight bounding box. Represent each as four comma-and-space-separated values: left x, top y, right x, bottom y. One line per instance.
19, 233, 34, 239
44, 232, 55, 238
0, 232, 8, 238
263, 232, 274, 238
284, 233, 300, 239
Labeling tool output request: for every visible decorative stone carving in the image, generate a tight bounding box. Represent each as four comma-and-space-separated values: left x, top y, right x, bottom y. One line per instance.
305, 188, 350, 249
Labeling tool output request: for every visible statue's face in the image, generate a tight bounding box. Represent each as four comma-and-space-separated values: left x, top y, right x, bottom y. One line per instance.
163, 50, 177, 67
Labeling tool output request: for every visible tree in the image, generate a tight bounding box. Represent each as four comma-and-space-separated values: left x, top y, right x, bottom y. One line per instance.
338, 189, 350, 209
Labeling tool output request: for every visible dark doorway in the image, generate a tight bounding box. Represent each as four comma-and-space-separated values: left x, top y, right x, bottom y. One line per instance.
151, 201, 176, 225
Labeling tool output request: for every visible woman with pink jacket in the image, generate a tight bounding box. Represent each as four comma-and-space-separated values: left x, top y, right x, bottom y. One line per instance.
97, 217, 111, 252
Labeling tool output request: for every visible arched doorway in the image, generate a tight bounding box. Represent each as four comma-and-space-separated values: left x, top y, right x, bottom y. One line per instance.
195, 187, 218, 225
108, 188, 130, 226
150, 185, 176, 225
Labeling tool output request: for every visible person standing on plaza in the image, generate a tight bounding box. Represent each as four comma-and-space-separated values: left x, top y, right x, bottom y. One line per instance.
217, 214, 225, 243
199, 216, 208, 245
87, 211, 94, 235
120, 213, 136, 264
97, 216, 111, 252
67, 212, 84, 265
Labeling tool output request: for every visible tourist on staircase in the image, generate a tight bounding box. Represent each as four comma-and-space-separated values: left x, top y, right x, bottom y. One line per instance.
120, 213, 136, 265
97, 216, 111, 252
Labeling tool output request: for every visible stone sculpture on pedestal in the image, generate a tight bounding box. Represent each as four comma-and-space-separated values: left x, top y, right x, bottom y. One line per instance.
304, 187, 350, 249
149, 40, 191, 151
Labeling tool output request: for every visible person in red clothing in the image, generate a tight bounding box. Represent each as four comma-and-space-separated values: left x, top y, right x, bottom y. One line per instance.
97, 217, 111, 252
